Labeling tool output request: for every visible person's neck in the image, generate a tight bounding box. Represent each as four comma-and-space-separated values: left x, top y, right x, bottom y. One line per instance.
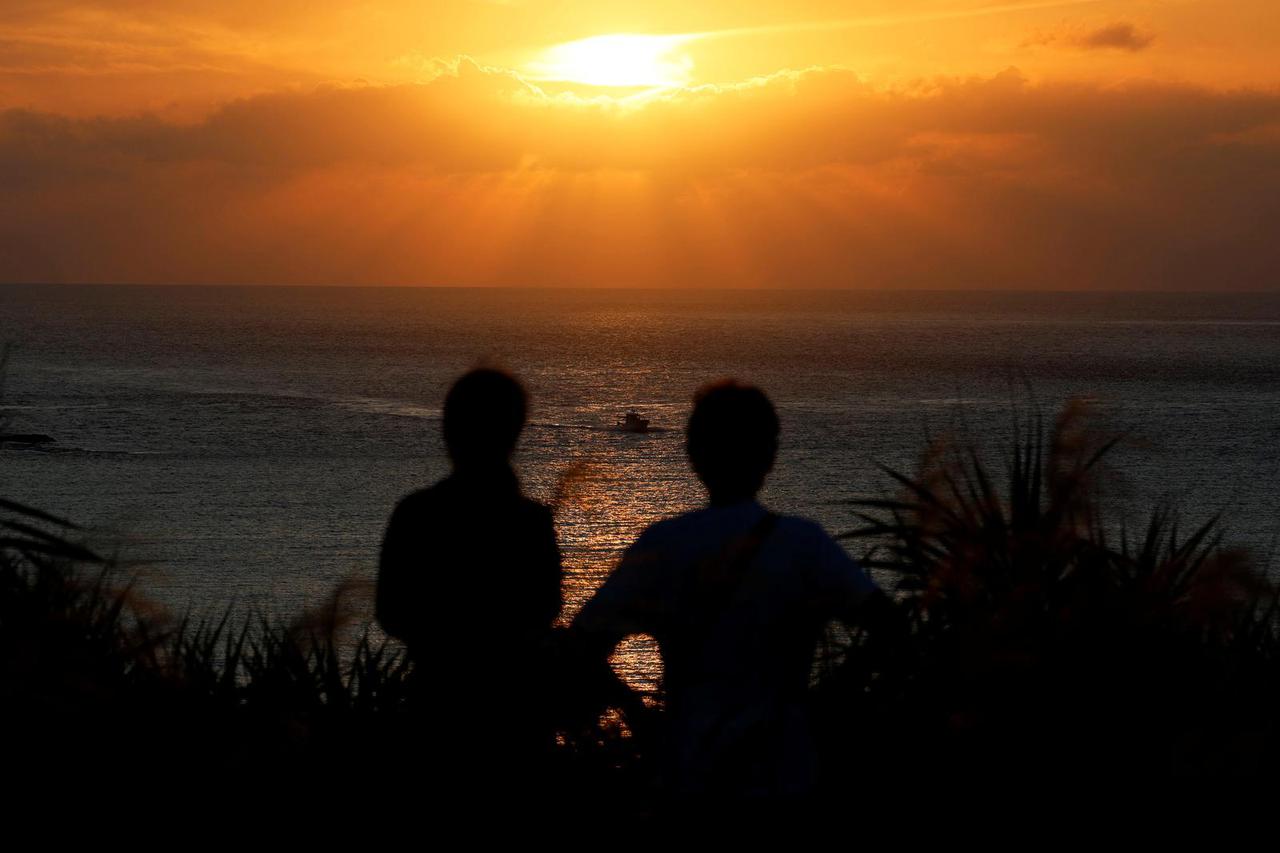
451, 459, 516, 480
707, 492, 760, 508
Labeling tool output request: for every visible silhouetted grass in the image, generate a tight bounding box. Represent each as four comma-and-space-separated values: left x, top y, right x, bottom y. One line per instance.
816, 400, 1280, 795
5, 399, 1280, 809
0, 492, 642, 804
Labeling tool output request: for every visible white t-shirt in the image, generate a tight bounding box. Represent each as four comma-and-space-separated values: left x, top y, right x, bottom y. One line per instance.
573, 499, 878, 796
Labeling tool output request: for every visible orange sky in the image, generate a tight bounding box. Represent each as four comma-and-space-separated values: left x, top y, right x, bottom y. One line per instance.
2, 1, 1279, 288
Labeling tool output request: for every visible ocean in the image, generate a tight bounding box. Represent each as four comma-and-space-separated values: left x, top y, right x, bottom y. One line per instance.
4, 285, 1280, 687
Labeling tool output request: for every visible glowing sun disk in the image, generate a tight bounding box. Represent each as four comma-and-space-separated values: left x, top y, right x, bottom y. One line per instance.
529, 33, 694, 88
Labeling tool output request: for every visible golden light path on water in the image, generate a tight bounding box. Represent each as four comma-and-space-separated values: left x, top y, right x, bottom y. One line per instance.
521, 405, 705, 697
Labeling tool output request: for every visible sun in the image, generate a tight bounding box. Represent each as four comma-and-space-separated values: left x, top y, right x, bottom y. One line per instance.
526, 33, 695, 88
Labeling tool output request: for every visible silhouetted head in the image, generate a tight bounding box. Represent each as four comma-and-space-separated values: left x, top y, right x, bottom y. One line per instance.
686, 380, 779, 505
443, 368, 528, 468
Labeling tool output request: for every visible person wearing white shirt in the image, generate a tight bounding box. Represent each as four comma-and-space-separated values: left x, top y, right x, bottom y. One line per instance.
573, 379, 891, 801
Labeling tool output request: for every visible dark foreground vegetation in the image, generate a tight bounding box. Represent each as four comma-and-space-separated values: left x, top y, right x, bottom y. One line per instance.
4, 402, 1279, 816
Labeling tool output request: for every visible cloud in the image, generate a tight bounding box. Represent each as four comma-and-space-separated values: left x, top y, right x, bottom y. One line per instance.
1074, 22, 1155, 51
2, 60, 1279, 289
1025, 21, 1155, 52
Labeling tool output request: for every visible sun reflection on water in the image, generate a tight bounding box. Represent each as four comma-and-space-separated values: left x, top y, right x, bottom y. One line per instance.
523, 415, 704, 693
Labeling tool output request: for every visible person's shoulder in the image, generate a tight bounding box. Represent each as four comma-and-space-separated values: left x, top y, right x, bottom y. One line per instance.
608, 513, 701, 578
390, 481, 451, 517
516, 495, 555, 523
632, 506, 720, 546
772, 512, 878, 594
769, 513, 854, 559
772, 513, 837, 543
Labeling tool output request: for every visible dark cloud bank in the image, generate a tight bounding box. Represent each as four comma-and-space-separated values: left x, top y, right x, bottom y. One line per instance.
2, 61, 1279, 289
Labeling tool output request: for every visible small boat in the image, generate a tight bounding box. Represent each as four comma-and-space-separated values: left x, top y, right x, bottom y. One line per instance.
615, 410, 652, 433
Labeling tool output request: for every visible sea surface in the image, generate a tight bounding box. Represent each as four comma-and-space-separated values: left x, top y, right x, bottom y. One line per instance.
4, 285, 1280, 687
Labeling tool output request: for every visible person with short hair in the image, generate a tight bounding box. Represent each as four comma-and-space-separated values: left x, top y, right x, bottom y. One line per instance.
377, 368, 562, 776
573, 380, 887, 799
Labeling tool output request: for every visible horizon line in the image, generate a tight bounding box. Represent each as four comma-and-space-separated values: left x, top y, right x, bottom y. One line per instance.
4, 282, 1280, 296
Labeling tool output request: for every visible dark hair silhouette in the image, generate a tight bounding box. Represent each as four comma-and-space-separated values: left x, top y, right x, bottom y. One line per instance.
686, 379, 779, 503
442, 368, 528, 466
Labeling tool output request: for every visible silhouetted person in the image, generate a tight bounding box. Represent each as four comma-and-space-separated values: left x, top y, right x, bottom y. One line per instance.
573, 380, 889, 801
377, 368, 562, 785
